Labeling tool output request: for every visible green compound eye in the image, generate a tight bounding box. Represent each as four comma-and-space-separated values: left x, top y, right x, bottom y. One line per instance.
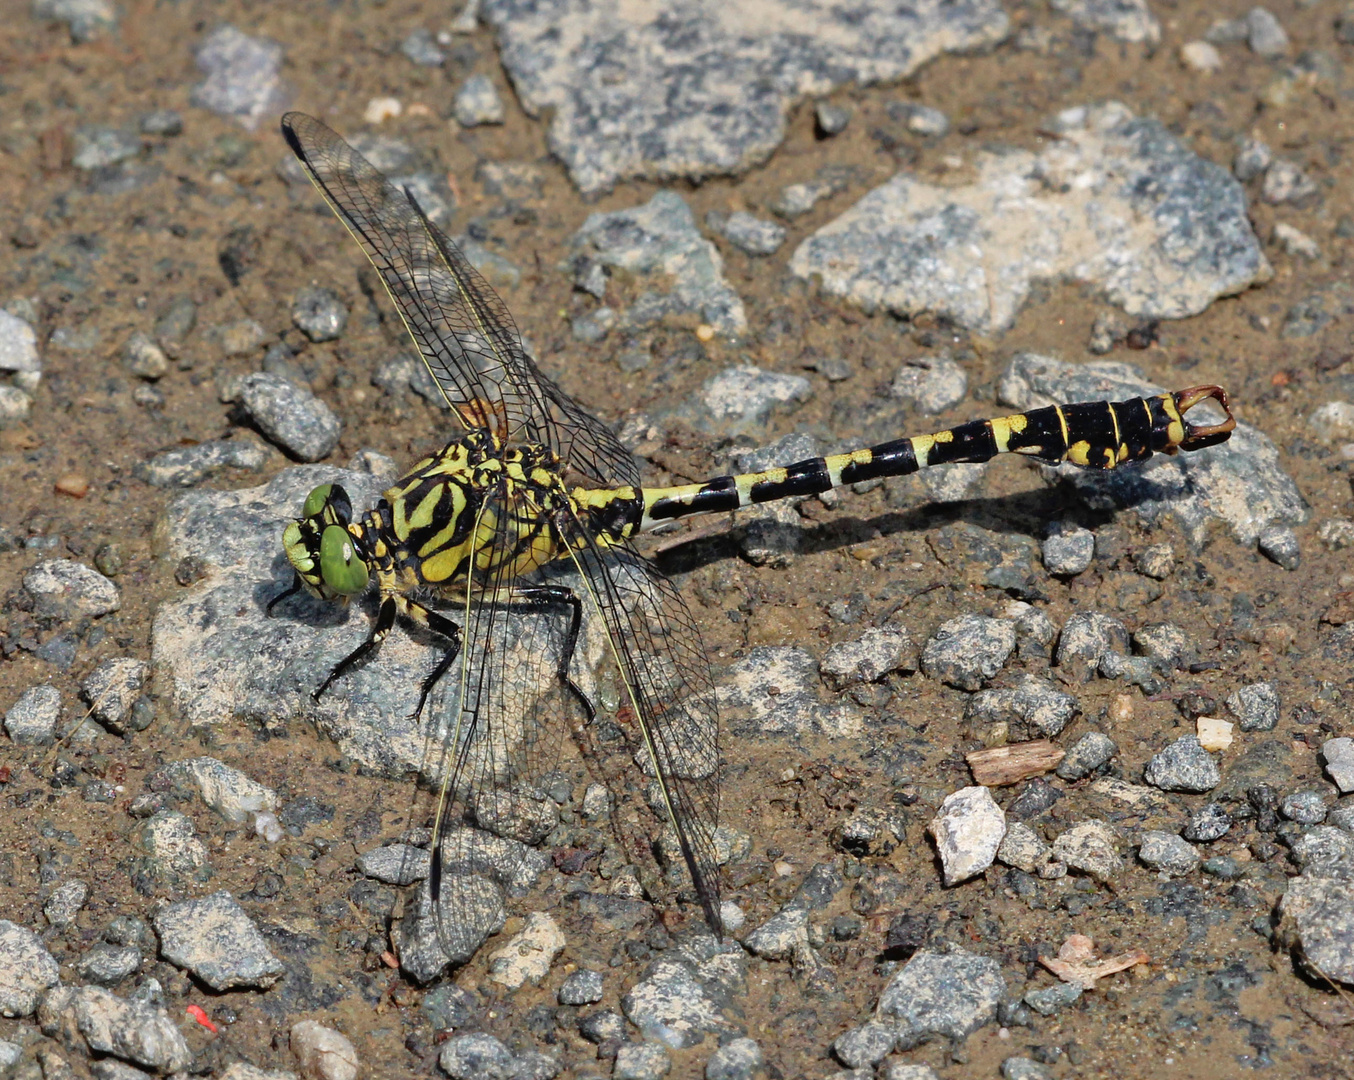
303, 484, 334, 519
319, 525, 368, 595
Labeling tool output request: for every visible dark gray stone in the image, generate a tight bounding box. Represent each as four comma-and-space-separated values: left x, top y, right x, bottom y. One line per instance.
719, 212, 787, 257
224, 372, 340, 462
1138, 831, 1200, 876
1279, 868, 1354, 986
1227, 682, 1280, 732
832, 1019, 898, 1068
1056, 732, 1117, 781
1055, 611, 1130, 683
705, 1037, 763, 1080
1183, 802, 1232, 842
73, 944, 141, 986
439, 1032, 515, 1080
1022, 981, 1082, 1016
1258, 524, 1300, 569
1042, 521, 1094, 576
559, 969, 604, 1006
1144, 735, 1221, 793
622, 955, 740, 1050
876, 946, 1005, 1048
1282, 790, 1329, 825
966, 674, 1079, 739
290, 286, 348, 343
401, 28, 446, 67
135, 438, 272, 488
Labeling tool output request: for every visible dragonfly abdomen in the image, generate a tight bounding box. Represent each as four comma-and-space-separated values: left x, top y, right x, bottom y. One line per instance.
639, 386, 1234, 530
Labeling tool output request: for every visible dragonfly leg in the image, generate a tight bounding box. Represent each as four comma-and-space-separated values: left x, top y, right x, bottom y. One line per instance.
405, 602, 464, 724
513, 584, 595, 723
266, 575, 304, 614
313, 594, 398, 701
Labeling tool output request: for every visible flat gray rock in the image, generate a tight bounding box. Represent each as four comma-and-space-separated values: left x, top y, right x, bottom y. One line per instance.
23, 559, 120, 620
5, 684, 61, 745
997, 354, 1307, 546
920, 613, 1016, 691
791, 102, 1269, 336
135, 438, 273, 489
1144, 734, 1220, 793
482, 0, 1009, 194
718, 645, 860, 738
161, 757, 278, 823
876, 946, 1006, 1047
70, 985, 192, 1073
1279, 867, 1354, 986
153, 891, 284, 990
1050, 0, 1160, 43
191, 25, 289, 131
224, 372, 341, 462
569, 191, 747, 336
622, 952, 742, 1050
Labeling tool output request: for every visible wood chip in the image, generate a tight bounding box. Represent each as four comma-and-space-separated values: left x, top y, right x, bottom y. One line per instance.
966, 739, 1064, 786
1040, 934, 1150, 989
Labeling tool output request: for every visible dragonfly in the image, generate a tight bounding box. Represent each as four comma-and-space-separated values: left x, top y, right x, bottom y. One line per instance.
270, 112, 1236, 964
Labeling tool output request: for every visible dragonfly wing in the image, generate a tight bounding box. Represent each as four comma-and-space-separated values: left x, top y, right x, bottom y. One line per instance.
281, 112, 640, 488
559, 525, 723, 935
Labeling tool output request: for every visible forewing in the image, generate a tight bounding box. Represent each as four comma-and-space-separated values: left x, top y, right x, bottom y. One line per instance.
281, 112, 639, 487
561, 527, 723, 934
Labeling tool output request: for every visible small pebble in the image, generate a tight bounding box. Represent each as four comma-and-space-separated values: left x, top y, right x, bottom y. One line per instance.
1143, 735, 1221, 793
890, 101, 949, 137
43, 879, 90, 929
291, 286, 348, 342
1042, 521, 1094, 576
154, 891, 284, 990
1274, 223, 1319, 260
614, 1042, 671, 1080
706, 1037, 764, 1080
559, 969, 605, 1005
815, 102, 852, 136
1322, 737, 1354, 794
487, 912, 565, 989
1280, 790, 1328, 825
1056, 732, 1116, 781
140, 109, 183, 136
1050, 820, 1122, 882
291, 1020, 359, 1080
1262, 159, 1318, 205
24, 559, 120, 619
1246, 6, 1288, 56
1022, 983, 1082, 1017
455, 74, 506, 126
5, 685, 61, 745
920, 614, 1016, 691
1257, 524, 1299, 569
1196, 715, 1233, 753
1179, 40, 1222, 72
1138, 832, 1201, 876
1227, 682, 1279, 732
928, 786, 1005, 886
123, 332, 169, 379
891, 354, 967, 414
401, 28, 446, 67
225, 372, 340, 462
1183, 803, 1232, 842
720, 212, 787, 257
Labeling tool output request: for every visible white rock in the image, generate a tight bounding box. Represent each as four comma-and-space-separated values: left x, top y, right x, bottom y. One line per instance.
1307, 402, 1354, 445
488, 912, 565, 989
290, 1020, 359, 1080
1196, 716, 1234, 753
928, 786, 1005, 886
1179, 40, 1222, 73
363, 96, 402, 124
1273, 223, 1319, 260
0, 921, 60, 1016
1322, 737, 1354, 794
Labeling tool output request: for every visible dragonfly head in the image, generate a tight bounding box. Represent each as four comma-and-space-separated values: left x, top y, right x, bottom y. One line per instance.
282, 483, 370, 600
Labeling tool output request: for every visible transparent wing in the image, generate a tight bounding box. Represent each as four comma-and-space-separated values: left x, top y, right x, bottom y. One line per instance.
281, 111, 640, 488
559, 525, 723, 934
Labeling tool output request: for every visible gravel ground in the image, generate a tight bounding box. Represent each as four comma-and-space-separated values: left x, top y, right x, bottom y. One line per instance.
2, 1, 1354, 1078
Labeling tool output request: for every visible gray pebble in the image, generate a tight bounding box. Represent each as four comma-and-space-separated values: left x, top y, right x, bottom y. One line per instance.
64, 986, 193, 1072
162, 757, 278, 823
743, 907, 808, 960
291, 286, 348, 342
832, 1019, 898, 1068
1278, 871, 1354, 984
24, 559, 120, 620
1329, 803, 1354, 833
0, 385, 31, 424
421, 983, 477, 1032
1246, 6, 1289, 56
579, 1009, 627, 1044
1257, 524, 1300, 569
105, 916, 156, 951
401, 28, 446, 67
122, 332, 168, 380
815, 102, 852, 136
706, 1037, 763, 1080
614, 1042, 670, 1080
1087, 312, 1126, 354
190, 26, 288, 131
33, 0, 118, 42
1201, 856, 1244, 880
996, 821, 1053, 875
81, 658, 148, 734
226, 372, 341, 461
208, 319, 268, 357
439, 1033, 514, 1080
1001, 1055, 1053, 1080
1233, 137, 1272, 182
1227, 681, 1279, 732
623, 956, 738, 1049
137, 438, 272, 489
1012, 604, 1057, 661
0, 921, 60, 1017
1041, 521, 1094, 576
399, 876, 505, 983
1051, 820, 1122, 882
1132, 622, 1191, 671
1055, 611, 1129, 682
0, 1041, 18, 1070
559, 969, 605, 1005
876, 947, 1005, 1048
773, 172, 848, 218
5, 685, 61, 745
890, 354, 967, 414
153, 891, 284, 990
571, 307, 616, 343
73, 944, 141, 987
1056, 732, 1117, 781
1138, 831, 1201, 876
1323, 738, 1354, 794
138, 810, 211, 881
139, 109, 183, 136
1022, 981, 1082, 1017
72, 126, 140, 171
1183, 802, 1232, 842
720, 211, 787, 257
43, 879, 89, 929
891, 101, 949, 137
884, 1065, 941, 1080
1291, 827, 1354, 870
572, 191, 747, 338
920, 614, 1016, 691
1144, 735, 1221, 793
1262, 159, 1318, 205
455, 74, 506, 126
1135, 543, 1175, 579
820, 627, 914, 689
1281, 790, 1329, 825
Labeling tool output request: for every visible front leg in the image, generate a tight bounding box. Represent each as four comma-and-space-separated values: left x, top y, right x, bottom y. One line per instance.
403, 599, 464, 724
313, 594, 398, 701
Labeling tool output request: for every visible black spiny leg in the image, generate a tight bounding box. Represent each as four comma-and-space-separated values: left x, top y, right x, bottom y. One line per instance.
266, 575, 304, 614
405, 601, 464, 724
514, 584, 595, 723
314, 594, 398, 701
